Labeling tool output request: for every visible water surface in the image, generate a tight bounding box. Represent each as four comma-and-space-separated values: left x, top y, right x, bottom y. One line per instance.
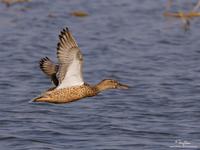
0, 0, 200, 149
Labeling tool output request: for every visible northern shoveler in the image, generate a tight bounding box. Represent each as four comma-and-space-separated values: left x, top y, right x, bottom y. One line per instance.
33, 27, 128, 104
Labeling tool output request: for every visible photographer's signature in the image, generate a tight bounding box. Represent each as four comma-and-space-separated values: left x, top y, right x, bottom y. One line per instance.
170, 139, 198, 149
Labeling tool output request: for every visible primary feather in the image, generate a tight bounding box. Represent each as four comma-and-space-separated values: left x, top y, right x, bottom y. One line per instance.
39, 57, 59, 86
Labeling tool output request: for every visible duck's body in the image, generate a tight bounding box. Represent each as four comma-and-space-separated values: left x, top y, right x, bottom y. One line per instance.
33, 79, 128, 104
34, 84, 96, 104
33, 27, 128, 104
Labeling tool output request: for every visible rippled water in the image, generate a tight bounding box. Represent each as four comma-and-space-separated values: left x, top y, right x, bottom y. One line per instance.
0, 0, 200, 149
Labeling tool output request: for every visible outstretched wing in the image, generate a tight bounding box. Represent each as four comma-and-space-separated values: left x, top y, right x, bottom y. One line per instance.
39, 57, 59, 86
40, 57, 58, 77
56, 27, 84, 89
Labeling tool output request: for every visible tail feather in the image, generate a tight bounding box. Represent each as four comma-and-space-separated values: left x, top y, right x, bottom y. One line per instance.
32, 95, 50, 102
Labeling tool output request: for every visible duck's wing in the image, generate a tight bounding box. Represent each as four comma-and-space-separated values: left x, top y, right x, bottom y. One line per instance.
39, 57, 59, 86
56, 27, 84, 89
40, 57, 58, 77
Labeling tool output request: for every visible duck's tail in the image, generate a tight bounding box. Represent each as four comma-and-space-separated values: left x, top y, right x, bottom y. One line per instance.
32, 87, 56, 103
32, 95, 50, 103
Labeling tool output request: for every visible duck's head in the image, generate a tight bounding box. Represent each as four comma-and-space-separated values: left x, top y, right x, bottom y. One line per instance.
96, 79, 128, 92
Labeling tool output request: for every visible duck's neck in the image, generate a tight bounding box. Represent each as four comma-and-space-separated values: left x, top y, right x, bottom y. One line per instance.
94, 81, 115, 93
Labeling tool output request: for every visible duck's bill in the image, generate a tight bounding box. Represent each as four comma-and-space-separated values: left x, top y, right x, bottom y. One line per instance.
117, 83, 129, 89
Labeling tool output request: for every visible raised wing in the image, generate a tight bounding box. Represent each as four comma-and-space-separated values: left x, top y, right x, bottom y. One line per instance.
39, 57, 59, 86
56, 27, 84, 89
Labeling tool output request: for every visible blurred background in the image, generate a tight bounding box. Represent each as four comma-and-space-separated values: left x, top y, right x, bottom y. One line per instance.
0, 0, 200, 149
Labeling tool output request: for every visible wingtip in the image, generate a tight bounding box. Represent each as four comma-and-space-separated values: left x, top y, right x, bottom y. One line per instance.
65, 27, 69, 32
39, 57, 49, 66
57, 26, 78, 52
60, 27, 69, 34
63, 27, 69, 31
39, 57, 53, 72
64, 26, 69, 31
57, 43, 61, 50
59, 35, 62, 39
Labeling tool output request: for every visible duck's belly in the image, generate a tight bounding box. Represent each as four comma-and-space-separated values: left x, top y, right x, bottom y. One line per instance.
34, 85, 96, 104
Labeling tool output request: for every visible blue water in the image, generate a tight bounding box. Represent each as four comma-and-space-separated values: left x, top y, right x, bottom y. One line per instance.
0, 0, 200, 149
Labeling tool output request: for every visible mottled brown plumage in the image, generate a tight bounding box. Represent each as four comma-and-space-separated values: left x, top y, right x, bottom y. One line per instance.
33, 80, 128, 104
33, 84, 95, 103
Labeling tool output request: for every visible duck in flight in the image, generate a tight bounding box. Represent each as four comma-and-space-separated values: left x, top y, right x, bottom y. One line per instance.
33, 27, 128, 104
